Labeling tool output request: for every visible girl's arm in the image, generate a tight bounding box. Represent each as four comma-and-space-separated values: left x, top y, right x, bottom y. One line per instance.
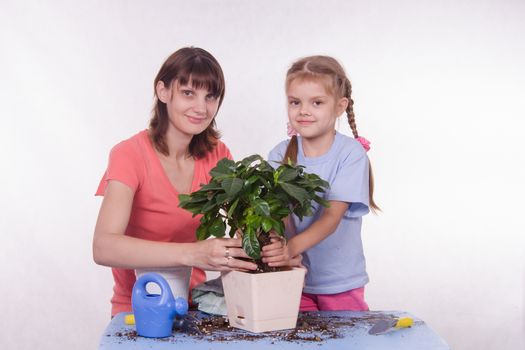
93, 180, 257, 271
262, 200, 349, 267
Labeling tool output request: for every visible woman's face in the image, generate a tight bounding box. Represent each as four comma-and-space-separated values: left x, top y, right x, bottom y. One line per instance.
157, 80, 220, 137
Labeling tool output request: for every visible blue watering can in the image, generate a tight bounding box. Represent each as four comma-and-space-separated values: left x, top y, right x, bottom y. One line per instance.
131, 272, 188, 338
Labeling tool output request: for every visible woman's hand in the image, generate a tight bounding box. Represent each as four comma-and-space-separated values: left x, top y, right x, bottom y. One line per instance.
261, 232, 303, 268
187, 238, 258, 272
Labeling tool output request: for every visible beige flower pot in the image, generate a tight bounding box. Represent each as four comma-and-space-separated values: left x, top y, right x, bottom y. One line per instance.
221, 267, 306, 333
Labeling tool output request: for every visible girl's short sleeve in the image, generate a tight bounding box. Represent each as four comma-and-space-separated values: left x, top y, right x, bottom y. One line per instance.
328, 148, 370, 218
95, 141, 141, 196
267, 140, 288, 169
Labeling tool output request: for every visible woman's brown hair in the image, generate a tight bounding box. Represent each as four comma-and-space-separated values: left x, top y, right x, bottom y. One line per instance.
149, 47, 225, 159
282, 56, 379, 212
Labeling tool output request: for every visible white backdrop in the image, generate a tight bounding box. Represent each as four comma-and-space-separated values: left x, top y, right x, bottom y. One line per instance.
1, 1, 524, 349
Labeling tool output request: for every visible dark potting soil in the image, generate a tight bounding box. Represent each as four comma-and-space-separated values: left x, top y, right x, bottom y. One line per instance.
236, 256, 283, 273
112, 312, 399, 344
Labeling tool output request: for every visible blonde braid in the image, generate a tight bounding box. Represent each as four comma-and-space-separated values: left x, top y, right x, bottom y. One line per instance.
343, 77, 380, 212
344, 78, 359, 138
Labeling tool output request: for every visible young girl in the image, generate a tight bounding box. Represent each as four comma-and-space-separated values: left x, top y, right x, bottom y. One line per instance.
262, 55, 379, 311
93, 47, 258, 317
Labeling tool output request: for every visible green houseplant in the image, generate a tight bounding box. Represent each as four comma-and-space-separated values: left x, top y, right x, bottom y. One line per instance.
179, 154, 330, 332
178, 154, 329, 272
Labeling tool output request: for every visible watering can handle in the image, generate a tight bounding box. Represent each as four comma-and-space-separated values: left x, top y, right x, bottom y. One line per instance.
133, 272, 174, 307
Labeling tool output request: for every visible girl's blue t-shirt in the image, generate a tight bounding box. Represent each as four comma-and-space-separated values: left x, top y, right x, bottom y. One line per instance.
268, 132, 370, 294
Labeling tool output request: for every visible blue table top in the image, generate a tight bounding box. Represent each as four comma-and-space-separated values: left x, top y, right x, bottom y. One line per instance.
99, 311, 450, 349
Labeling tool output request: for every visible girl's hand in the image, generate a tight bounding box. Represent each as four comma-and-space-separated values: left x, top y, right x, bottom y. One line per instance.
261, 232, 303, 268
188, 238, 258, 272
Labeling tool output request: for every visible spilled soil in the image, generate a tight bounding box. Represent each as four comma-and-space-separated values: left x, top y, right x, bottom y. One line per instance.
112, 312, 400, 344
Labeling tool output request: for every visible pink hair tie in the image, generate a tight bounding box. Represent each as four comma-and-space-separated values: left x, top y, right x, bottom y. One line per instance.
356, 136, 371, 152
287, 122, 298, 137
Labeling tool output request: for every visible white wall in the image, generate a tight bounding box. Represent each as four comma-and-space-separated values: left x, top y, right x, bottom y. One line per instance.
1, 0, 524, 349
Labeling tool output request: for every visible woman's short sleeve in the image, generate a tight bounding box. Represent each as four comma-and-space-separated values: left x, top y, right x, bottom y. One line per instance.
217, 141, 233, 161
95, 141, 142, 196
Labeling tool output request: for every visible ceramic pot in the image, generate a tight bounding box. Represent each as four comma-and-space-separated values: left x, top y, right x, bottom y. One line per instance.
221, 267, 306, 333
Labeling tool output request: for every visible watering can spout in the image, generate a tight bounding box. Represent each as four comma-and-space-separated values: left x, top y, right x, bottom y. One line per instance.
171, 296, 189, 318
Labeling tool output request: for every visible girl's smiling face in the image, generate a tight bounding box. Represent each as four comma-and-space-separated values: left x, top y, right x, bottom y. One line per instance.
286, 78, 348, 141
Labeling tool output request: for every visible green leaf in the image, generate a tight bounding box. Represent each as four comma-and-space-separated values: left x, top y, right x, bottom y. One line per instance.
258, 160, 275, 173
181, 205, 205, 217
279, 182, 309, 203
258, 176, 272, 189
190, 195, 211, 204
314, 196, 331, 208
227, 198, 239, 218
178, 194, 192, 206
245, 213, 262, 228
196, 225, 209, 241
272, 218, 285, 235
261, 217, 273, 232
273, 168, 283, 183
208, 217, 226, 237
201, 200, 217, 213
210, 158, 235, 177
242, 229, 261, 259
241, 154, 263, 167
244, 175, 259, 186
252, 199, 270, 216
198, 183, 223, 191
276, 207, 290, 216
215, 193, 229, 204
221, 178, 243, 197
278, 167, 299, 182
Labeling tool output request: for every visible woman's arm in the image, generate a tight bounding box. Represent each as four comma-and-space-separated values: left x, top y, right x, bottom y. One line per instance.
262, 201, 349, 267
93, 180, 257, 271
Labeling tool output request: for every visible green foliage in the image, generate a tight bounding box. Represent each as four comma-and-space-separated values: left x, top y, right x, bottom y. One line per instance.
179, 155, 329, 259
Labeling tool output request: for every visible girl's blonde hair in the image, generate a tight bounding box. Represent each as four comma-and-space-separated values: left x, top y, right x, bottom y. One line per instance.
282, 55, 379, 212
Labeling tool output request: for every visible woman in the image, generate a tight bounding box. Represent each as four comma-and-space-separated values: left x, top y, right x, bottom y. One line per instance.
93, 47, 257, 316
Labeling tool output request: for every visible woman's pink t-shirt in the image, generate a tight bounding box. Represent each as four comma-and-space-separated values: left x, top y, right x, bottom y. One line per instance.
96, 129, 232, 316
